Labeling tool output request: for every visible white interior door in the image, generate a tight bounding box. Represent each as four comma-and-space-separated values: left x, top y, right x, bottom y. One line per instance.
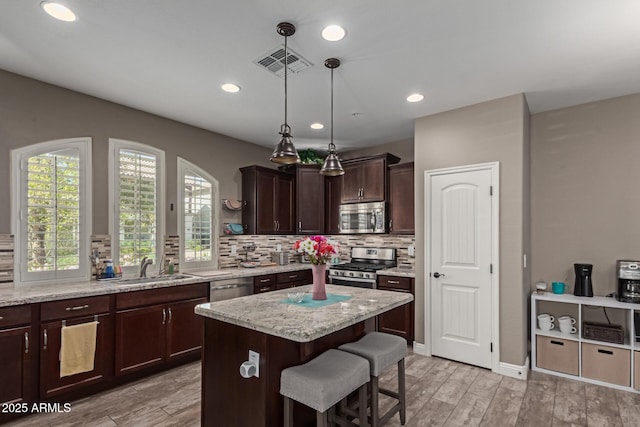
427, 165, 496, 369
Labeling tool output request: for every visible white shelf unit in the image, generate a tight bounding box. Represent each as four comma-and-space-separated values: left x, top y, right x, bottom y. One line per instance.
531, 292, 640, 392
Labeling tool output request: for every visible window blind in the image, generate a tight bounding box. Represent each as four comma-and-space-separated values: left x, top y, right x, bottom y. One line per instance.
184, 172, 212, 262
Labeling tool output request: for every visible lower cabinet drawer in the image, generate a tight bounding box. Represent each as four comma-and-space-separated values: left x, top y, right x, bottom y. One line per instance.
582, 343, 630, 387
635, 351, 640, 390
536, 336, 579, 376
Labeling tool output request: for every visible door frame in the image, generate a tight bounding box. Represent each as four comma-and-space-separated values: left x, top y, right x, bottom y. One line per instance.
424, 161, 500, 373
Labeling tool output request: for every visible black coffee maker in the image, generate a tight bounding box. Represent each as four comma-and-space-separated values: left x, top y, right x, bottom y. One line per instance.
573, 263, 594, 297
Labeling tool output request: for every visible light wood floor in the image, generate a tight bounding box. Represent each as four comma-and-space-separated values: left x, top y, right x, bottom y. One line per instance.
6, 351, 640, 426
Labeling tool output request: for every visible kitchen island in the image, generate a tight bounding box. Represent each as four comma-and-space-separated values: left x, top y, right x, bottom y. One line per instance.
195, 284, 413, 427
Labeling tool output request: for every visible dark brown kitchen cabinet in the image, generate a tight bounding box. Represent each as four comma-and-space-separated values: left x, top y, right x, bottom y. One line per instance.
241, 165, 295, 234
377, 275, 414, 343
340, 153, 400, 204
115, 283, 208, 376
325, 175, 343, 235
295, 164, 325, 234
0, 305, 35, 423
254, 274, 277, 293
39, 296, 113, 399
276, 269, 312, 289
388, 162, 415, 234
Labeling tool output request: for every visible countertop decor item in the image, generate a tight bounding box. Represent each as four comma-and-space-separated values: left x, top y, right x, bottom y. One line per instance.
222, 199, 245, 211
320, 58, 345, 176
293, 235, 339, 300
270, 22, 301, 165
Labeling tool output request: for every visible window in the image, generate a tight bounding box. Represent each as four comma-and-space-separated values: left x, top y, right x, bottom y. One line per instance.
12, 138, 92, 284
177, 157, 219, 271
109, 139, 165, 273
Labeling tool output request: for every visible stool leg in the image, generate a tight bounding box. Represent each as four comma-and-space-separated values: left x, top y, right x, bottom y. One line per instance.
317, 410, 328, 427
283, 396, 293, 427
398, 359, 406, 425
358, 383, 369, 427
371, 376, 379, 427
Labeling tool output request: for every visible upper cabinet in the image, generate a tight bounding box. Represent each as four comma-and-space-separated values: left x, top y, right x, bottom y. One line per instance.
324, 175, 342, 235
388, 162, 414, 234
241, 166, 295, 235
294, 165, 325, 235
340, 153, 400, 204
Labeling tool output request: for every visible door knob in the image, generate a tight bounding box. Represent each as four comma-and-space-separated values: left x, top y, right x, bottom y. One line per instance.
433, 272, 445, 278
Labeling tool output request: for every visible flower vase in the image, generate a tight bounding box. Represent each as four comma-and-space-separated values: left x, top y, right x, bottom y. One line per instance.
311, 264, 327, 300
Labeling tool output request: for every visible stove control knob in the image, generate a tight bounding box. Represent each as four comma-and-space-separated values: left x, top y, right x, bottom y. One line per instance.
349, 272, 355, 277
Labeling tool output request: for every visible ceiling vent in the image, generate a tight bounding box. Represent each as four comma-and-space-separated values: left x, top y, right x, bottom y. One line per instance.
254, 45, 312, 78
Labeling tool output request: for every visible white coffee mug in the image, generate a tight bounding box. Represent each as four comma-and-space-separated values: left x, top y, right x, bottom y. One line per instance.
560, 323, 577, 334
539, 321, 555, 331
537, 314, 555, 323
558, 316, 576, 325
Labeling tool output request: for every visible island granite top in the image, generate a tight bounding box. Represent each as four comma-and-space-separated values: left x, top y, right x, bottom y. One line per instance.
195, 284, 413, 343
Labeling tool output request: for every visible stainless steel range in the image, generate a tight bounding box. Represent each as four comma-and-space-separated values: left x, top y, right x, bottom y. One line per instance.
329, 247, 396, 288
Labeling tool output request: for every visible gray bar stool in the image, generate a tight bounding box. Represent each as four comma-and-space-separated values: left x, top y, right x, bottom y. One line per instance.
339, 332, 407, 426
280, 348, 370, 427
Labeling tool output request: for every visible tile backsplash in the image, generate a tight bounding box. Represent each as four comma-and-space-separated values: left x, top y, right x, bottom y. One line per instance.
218, 234, 415, 269
2, 233, 414, 283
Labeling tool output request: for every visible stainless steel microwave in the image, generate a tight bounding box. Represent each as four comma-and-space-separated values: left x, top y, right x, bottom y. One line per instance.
338, 202, 387, 234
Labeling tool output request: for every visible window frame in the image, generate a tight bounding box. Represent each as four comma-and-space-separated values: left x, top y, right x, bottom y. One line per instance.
108, 139, 165, 276
11, 137, 92, 285
177, 157, 219, 272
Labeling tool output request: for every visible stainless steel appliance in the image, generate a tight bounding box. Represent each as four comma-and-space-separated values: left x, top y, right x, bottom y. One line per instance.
209, 277, 253, 301
338, 202, 387, 234
573, 263, 594, 297
617, 260, 640, 303
328, 247, 396, 288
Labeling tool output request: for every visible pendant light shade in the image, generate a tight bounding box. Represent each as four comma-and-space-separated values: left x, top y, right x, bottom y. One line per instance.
320, 58, 345, 176
270, 22, 301, 165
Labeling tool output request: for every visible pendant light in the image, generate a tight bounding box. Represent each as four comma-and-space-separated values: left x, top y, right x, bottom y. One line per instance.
320, 58, 345, 176
270, 22, 301, 165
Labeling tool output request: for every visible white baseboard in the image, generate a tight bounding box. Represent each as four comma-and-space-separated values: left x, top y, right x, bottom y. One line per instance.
412, 341, 430, 356
495, 356, 529, 380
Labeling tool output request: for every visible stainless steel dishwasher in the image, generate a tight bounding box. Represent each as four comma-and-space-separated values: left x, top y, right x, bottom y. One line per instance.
210, 277, 253, 301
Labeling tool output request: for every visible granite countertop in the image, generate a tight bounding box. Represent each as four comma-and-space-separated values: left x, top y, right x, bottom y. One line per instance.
0, 263, 313, 307
195, 284, 414, 342
378, 266, 415, 278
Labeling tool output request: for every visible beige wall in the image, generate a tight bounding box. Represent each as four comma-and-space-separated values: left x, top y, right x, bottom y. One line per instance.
342, 138, 414, 163
530, 93, 640, 296
0, 70, 273, 235
414, 94, 530, 365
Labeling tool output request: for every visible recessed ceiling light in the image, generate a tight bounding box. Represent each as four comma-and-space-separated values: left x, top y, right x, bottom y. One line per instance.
406, 93, 424, 103
310, 123, 324, 130
41, 2, 77, 22
221, 83, 241, 93
321, 25, 346, 42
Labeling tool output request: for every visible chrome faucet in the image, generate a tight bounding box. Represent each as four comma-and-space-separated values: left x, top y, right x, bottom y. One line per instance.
140, 257, 153, 278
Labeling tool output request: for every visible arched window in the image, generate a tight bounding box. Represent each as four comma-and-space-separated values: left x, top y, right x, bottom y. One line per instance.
177, 157, 219, 271
12, 138, 92, 284
109, 139, 165, 274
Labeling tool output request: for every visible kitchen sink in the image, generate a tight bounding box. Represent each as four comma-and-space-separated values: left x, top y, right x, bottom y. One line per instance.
113, 274, 193, 285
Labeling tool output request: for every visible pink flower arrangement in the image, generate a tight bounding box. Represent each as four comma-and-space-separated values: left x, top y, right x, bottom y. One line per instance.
293, 235, 339, 265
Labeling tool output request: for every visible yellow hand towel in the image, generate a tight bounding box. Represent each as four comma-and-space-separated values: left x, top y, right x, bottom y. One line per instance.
60, 321, 98, 378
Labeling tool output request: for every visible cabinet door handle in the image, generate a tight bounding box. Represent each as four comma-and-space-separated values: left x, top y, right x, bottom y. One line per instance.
168, 307, 172, 324
289, 275, 298, 279
162, 308, 166, 325
597, 349, 614, 355
389, 219, 393, 231
550, 340, 564, 346
259, 279, 270, 283
66, 304, 89, 311
259, 287, 270, 292
24, 332, 29, 354
43, 329, 48, 350
298, 221, 302, 230
0, 316, 3, 320
388, 280, 400, 284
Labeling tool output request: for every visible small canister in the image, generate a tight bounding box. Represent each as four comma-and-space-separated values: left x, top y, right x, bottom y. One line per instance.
271, 251, 289, 266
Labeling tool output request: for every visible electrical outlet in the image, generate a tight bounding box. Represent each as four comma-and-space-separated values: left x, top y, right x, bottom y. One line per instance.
408, 245, 415, 257
276, 243, 282, 252
249, 350, 259, 377
230, 245, 237, 255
